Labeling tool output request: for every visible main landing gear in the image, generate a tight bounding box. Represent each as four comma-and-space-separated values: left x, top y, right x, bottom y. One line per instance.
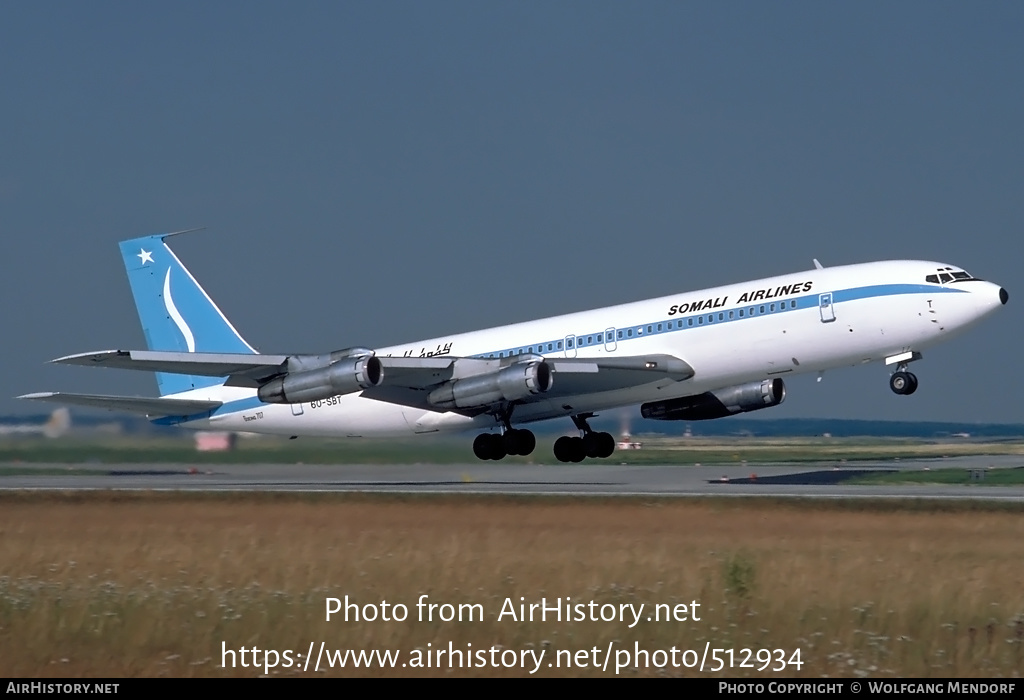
472, 429, 536, 460
473, 405, 536, 460
470, 409, 615, 462
553, 413, 616, 463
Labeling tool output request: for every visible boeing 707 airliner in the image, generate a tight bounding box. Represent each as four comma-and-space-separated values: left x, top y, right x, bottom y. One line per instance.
20, 231, 1008, 462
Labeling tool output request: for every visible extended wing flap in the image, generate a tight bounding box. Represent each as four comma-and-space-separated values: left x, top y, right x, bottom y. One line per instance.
52, 350, 290, 387
375, 356, 459, 388
18, 392, 222, 417
545, 354, 695, 396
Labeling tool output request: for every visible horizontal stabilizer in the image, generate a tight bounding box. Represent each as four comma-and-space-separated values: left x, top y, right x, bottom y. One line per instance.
18, 392, 222, 417
51, 350, 290, 387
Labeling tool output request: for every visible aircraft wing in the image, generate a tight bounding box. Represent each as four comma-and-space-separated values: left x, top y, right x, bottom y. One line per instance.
362, 353, 695, 414
51, 350, 291, 387
40, 349, 695, 416
18, 392, 222, 417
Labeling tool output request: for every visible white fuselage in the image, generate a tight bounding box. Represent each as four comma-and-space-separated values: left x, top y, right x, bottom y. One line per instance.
174, 260, 1005, 437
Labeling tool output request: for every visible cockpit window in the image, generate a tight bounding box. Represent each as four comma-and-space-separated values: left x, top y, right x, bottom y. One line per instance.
928, 268, 979, 284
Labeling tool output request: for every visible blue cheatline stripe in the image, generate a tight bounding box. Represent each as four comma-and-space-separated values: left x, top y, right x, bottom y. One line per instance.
468, 283, 966, 361
165, 282, 967, 424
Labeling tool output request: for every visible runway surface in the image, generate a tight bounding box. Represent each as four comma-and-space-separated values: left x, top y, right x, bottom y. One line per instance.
2, 455, 1024, 499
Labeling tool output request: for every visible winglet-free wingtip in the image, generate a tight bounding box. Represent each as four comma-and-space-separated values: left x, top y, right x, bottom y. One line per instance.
17, 392, 56, 401
162, 227, 207, 240
49, 350, 127, 365
813, 258, 824, 270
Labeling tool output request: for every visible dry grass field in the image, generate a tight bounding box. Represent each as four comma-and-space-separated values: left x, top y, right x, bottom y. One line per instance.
1, 492, 1023, 677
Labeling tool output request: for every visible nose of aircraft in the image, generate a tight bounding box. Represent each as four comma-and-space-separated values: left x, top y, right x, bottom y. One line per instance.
977, 282, 1008, 316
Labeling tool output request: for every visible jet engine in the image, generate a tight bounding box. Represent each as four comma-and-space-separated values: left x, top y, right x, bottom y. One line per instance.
428, 360, 552, 410
257, 353, 383, 404
640, 378, 786, 421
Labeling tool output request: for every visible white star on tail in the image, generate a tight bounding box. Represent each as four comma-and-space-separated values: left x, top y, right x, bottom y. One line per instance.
138, 249, 154, 264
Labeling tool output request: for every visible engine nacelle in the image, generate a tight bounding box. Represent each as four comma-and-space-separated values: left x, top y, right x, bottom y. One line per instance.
428, 360, 553, 410
257, 354, 383, 404
640, 378, 786, 421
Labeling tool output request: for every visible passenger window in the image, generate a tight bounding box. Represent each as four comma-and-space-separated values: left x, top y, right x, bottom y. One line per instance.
728, 311, 734, 319
557, 341, 563, 349
739, 309, 744, 317
627, 329, 633, 337
657, 323, 663, 331
791, 300, 797, 309
637, 327, 643, 335
769, 303, 775, 312
707, 314, 713, 323
687, 318, 693, 327
718, 313, 724, 321
567, 338, 574, 348
759, 305, 765, 314
647, 325, 653, 333
698, 316, 704, 325
617, 330, 623, 339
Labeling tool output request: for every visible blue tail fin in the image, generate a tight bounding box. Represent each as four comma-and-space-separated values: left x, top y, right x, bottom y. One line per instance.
118, 232, 256, 396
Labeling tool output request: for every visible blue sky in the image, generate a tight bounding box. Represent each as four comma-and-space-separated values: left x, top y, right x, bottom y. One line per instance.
2, 3, 1021, 422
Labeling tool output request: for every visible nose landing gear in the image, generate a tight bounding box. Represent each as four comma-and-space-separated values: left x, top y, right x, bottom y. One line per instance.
889, 371, 918, 395
886, 351, 922, 396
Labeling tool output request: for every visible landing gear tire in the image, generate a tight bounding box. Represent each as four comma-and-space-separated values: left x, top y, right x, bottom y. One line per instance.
890, 371, 918, 396
553, 436, 572, 462
581, 431, 616, 458
473, 433, 507, 460
503, 429, 536, 456
554, 431, 615, 462
553, 436, 586, 463
568, 437, 585, 463
473, 434, 491, 460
